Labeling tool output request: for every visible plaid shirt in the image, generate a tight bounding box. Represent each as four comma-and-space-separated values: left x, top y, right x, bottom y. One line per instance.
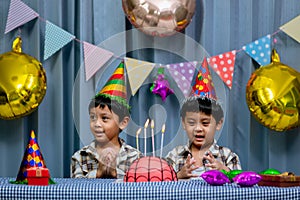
71, 138, 141, 179
165, 140, 241, 175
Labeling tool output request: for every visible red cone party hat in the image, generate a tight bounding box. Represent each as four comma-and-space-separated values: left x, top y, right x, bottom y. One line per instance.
14, 130, 50, 183
190, 57, 217, 99
96, 61, 129, 109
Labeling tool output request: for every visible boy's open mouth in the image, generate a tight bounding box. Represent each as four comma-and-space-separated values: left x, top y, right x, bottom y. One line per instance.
95, 132, 105, 136
194, 135, 205, 139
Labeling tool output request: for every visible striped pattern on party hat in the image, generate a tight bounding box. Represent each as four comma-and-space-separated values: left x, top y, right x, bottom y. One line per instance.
15, 130, 48, 182
96, 61, 129, 109
190, 57, 217, 100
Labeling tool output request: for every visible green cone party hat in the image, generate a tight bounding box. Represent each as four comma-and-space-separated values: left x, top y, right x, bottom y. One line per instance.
96, 61, 129, 109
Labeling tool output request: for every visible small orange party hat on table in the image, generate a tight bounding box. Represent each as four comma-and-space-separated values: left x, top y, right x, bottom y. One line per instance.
11, 130, 54, 184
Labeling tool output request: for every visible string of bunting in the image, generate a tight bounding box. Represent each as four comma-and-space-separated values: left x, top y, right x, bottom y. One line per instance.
4, 0, 300, 96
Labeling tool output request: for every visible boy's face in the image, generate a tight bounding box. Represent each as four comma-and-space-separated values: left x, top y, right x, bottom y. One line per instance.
182, 111, 223, 149
89, 105, 129, 145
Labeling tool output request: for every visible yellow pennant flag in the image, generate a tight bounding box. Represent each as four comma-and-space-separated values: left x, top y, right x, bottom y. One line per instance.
280, 15, 300, 43
124, 57, 155, 96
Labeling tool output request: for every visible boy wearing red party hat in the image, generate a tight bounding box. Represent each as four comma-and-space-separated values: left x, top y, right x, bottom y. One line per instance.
165, 58, 241, 179
71, 61, 142, 179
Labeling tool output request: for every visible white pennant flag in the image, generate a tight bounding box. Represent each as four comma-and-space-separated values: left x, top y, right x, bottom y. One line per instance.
280, 15, 300, 43
124, 57, 155, 96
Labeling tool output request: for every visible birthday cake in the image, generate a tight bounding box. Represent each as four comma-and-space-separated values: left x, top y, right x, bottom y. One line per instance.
124, 156, 177, 182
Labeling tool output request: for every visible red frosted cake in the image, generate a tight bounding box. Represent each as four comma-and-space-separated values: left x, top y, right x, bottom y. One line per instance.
124, 156, 177, 182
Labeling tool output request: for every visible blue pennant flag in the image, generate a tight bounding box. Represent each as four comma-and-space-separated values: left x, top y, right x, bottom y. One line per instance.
243, 34, 271, 66
44, 20, 75, 60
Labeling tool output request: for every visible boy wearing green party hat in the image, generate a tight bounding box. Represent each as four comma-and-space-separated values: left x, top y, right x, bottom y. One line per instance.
165, 58, 241, 179
71, 61, 141, 179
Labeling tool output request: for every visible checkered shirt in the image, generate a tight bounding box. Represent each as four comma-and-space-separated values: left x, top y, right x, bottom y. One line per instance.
71, 138, 141, 179
165, 140, 241, 174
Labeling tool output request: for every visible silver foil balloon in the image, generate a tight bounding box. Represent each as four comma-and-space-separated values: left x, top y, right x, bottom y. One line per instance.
122, 0, 196, 37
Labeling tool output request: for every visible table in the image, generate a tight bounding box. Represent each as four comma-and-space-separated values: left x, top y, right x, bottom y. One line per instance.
1, 177, 300, 200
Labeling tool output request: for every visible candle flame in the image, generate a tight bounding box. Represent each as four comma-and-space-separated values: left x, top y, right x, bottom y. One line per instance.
151, 119, 154, 128
144, 118, 150, 128
162, 124, 165, 134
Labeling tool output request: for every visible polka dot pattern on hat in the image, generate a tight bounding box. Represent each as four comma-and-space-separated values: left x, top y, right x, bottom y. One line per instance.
190, 58, 217, 100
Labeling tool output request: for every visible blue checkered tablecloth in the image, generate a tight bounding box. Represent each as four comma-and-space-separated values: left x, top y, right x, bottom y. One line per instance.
1, 177, 300, 200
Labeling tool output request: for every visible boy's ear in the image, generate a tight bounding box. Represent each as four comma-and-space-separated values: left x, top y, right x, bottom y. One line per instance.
216, 118, 224, 131
119, 116, 130, 130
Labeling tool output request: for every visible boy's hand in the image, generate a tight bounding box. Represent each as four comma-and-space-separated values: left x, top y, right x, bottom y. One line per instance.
203, 151, 230, 172
177, 154, 199, 179
97, 148, 117, 178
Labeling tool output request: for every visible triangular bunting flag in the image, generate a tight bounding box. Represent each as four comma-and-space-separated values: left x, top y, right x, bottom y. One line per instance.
242, 34, 271, 66
83, 42, 114, 81
124, 57, 155, 96
280, 15, 300, 43
208, 50, 236, 89
5, 0, 39, 34
165, 61, 197, 97
44, 20, 75, 60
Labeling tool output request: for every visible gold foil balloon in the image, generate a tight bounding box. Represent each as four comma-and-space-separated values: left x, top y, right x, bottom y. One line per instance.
246, 49, 300, 131
0, 37, 47, 120
122, 0, 196, 37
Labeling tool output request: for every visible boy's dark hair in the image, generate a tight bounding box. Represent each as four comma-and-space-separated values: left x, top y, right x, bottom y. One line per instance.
88, 95, 130, 120
180, 96, 224, 123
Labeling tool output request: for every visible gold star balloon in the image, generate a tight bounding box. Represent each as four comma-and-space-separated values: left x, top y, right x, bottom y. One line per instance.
246, 49, 300, 132
122, 0, 196, 37
0, 37, 47, 120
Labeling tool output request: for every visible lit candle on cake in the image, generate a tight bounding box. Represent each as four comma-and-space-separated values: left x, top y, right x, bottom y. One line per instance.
160, 124, 165, 158
136, 127, 141, 157
151, 120, 155, 157
144, 119, 149, 155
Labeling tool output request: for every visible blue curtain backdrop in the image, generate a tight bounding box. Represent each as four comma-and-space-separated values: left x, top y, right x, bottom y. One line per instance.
0, 0, 300, 178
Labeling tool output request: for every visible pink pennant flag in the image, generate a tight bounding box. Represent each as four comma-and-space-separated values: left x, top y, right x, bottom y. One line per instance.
5, 0, 39, 34
165, 61, 197, 97
83, 42, 114, 81
208, 50, 236, 89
